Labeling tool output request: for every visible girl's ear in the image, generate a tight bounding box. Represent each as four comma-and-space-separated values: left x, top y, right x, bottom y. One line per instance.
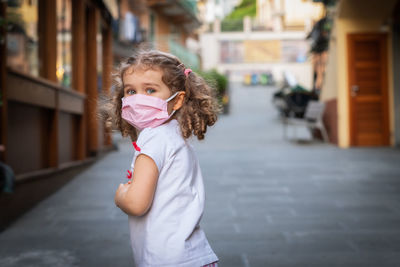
172, 91, 186, 111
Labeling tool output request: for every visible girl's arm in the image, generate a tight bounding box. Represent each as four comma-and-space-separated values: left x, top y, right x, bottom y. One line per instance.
114, 154, 159, 216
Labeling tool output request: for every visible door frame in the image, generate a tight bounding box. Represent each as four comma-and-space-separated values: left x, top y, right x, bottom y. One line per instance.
347, 33, 390, 146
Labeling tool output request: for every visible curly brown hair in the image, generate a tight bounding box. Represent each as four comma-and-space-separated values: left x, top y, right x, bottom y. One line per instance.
110, 49, 220, 141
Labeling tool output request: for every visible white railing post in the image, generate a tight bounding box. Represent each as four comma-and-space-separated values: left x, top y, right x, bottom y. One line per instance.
244, 16, 251, 33
213, 18, 221, 34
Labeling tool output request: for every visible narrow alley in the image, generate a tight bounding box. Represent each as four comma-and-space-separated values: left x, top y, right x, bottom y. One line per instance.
1, 84, 400, 267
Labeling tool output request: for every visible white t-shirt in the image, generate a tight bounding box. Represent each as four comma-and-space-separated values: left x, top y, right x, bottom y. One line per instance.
128, 119, 218, 267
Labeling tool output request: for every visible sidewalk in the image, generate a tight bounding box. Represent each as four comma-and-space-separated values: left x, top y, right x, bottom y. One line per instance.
1, 84, 400, 267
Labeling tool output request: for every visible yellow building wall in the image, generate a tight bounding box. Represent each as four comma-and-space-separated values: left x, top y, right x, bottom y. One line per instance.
321, 24, 338, 101
334, 18, 395, 147
243, 40, 281, 62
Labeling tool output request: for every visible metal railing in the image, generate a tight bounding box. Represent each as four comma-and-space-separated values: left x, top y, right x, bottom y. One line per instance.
150, 34, 200, 70
221, 19, 244, 32
168, 37, 199, 70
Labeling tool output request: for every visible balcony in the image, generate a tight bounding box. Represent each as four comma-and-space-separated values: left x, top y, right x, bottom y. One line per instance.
168, 37, 199, 70
147, 0, 200, 32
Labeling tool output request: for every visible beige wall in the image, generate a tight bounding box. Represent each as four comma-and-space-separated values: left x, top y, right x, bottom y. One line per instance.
327, 18, 395, 147
320, 24, 338, 101
256, 0, 323, 31
283, 0, 324, 28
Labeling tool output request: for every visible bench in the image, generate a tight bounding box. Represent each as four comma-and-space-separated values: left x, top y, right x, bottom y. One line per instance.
283, 100, 329, 142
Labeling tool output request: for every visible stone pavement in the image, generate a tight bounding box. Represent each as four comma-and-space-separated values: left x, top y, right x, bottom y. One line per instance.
1, 84, 400, 267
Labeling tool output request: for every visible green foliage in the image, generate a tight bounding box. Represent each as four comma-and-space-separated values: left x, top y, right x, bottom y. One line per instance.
198, 69, 228, 107
221, 19, 243, 32
225, 0, 256, 19
221, 0, 255, 32
198, 69, 227, 96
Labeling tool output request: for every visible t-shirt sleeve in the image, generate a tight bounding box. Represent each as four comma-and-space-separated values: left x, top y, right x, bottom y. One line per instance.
135, 129, 168, 173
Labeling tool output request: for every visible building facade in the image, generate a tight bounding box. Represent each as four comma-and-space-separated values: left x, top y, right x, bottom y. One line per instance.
319, 0, 400, 147
0, 0, 115, 179
114, 0, 201, 69
200, 0, 323, 87
0, 0, 203, 180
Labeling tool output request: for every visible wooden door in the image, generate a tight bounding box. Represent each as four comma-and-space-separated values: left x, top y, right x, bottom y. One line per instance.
347, 33, 390, 146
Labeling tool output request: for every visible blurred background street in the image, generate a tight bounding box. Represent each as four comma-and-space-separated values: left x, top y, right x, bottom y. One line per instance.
2, 0, 400, 266
1, 84, 400, 266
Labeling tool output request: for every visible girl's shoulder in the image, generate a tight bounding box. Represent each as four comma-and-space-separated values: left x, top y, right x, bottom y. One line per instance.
137, 120, 184, 153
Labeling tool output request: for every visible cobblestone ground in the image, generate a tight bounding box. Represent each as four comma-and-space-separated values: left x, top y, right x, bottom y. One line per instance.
1, 84, 400, 267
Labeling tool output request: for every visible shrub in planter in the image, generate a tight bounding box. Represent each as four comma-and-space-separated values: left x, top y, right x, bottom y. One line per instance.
198, 69, 229, 114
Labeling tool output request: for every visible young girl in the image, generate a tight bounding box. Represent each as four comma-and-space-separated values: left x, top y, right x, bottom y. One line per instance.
112, 50, 219, 267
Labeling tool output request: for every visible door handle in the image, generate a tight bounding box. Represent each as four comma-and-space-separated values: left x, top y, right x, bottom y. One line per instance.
351, 85, 359, 97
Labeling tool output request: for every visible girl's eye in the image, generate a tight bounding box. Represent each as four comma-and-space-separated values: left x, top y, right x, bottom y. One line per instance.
126, 89, 136, 95
146, 88, 156, 94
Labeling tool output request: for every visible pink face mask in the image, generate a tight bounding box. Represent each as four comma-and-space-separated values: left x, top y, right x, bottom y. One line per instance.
121, 92, 179, 131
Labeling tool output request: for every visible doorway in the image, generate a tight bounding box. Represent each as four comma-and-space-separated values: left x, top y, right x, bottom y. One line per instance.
347, 33, 390, 146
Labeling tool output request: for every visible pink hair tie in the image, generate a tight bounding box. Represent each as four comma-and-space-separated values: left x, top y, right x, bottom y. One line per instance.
184, 68, 192, 77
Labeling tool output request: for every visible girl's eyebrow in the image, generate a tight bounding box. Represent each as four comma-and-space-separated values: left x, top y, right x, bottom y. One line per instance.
123, 82, 160, 89
142, 82, 160, 88
123, 84, 133, 89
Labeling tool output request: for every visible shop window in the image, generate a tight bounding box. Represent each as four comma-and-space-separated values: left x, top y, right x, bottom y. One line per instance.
6, 0, 39, 77
56, 0, 72, 87
220, 41, 244, 63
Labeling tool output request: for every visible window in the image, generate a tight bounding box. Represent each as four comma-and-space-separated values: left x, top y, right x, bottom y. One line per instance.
6, 0, 39, 76
220, 41, 244, 63
56, 0, 72, 87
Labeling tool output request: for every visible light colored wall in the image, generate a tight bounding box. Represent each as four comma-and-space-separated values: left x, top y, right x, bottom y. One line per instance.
200, 33, 220, 70
219, 62, 313, 88
200, 30, 313, 88
320, 24, 338, 101
334, 18, 395, 147
283, 0, 324, 28
393, 25, 400, 146
388, 29, 395, 147
256, 0, 323, 32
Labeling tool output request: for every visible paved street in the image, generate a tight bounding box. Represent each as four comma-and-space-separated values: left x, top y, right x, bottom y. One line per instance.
1, 84, 400, 267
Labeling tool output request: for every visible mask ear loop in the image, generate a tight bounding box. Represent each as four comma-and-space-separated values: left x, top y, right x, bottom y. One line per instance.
166, 91, 179, 102
166, 91, 180, 116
